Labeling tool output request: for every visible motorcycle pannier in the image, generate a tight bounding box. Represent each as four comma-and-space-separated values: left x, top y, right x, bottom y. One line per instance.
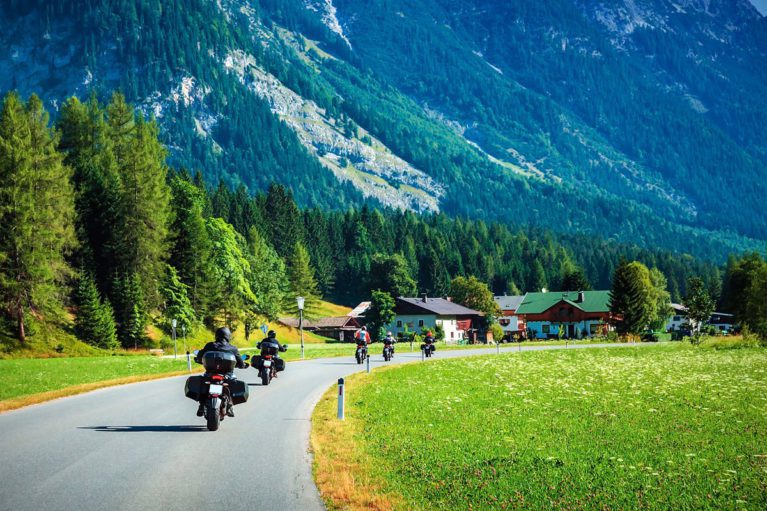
228, 379, 249, 405
202, 351, 237, 373
275, 358, 286, 372
184, 375, 205, 401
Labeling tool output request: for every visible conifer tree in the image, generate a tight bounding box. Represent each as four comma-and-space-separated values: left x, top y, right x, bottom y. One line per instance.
264, 184, 304, 259
283, 242, 321, 319
160, 265, 196, 332
111, 273, 147, 349
609, 260, 654, 337
0, 92, 76, 342
107, 93, 171, 307
74, 274, 118, 350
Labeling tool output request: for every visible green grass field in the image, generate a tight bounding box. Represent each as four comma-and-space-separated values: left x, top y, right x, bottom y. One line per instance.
0, 356, 191, 402
324, 344, 767, 510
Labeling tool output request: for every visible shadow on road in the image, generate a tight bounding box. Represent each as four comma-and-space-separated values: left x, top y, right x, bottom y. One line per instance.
79, 425, 207, 432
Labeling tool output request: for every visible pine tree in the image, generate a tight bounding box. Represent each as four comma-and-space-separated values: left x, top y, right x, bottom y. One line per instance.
74, 274, 118, 350
283, 242, 321, 319
561, 268, 591, 291
111, 273, 147, 349
160, 264, 195, 332
107, 93, 171, 307
609, 260, 654, 337
0, 92, 77, 342
263, 184, 304, 259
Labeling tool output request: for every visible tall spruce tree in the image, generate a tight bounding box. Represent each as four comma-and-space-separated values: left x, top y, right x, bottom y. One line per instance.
107, 93, 171, 307
111, 273, 148, 349
609, 260, 654, 337
160, 264, 196, 332
283, 242, 321, 319
58, 95, 123, 293
74, 274, 118, 350
0, 92, 76, 342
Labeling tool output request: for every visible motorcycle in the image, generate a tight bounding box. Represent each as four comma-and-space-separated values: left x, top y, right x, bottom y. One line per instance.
382, 343, 394, 361
421, 340, 435, 358
355, 342, 368, 364
184, 351, 250, 431
252, 343, 288, 386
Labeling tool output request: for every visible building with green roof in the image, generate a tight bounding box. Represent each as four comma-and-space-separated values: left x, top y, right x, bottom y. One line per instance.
516, 291, 614, 339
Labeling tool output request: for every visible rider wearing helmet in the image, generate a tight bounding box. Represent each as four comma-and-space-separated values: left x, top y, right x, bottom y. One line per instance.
257, 330, 286, 353
355, 325, 371, 345
383, 331, 396, 350
194, 327, 247, 417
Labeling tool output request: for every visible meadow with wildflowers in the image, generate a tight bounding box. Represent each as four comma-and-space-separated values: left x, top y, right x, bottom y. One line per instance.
315, 345, 767, 510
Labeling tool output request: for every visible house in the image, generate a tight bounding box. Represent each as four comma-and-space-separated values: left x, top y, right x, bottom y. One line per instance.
708, 312, 734, 333
665, 303, 688, 332
516, 291, 613, 339
665, 305, 735, 334
278, 315, 362, 342
494, 295, 526, 340
387, 296, 483, 343
348, 301, 371, 319
311, 316, 362, 342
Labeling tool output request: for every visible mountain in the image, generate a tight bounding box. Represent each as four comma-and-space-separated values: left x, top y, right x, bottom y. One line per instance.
1, 0, 765, 261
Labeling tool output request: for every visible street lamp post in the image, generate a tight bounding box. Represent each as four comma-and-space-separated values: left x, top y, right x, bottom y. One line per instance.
297, 296, 305, 360
171, 319, 177, 359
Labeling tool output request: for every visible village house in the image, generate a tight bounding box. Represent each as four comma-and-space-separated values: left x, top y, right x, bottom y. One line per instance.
387, 296, 483, 343
665, 304, 735, 334
516, 290, 613, 339
279, 315, 362, 342
494, 295, 526, 340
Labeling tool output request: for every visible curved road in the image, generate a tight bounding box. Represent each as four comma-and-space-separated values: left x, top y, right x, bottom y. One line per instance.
0, 343, 629, 511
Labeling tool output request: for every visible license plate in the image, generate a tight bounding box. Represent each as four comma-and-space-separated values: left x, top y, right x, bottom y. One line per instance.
263, 360, 272, 367
208, 384, 223, 395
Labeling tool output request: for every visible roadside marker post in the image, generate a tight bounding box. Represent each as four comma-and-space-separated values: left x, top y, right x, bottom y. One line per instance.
186, 351, 192, 372
421, 348, 425, 362
497, 340, 500, 355
337, 378, 345, 420
366, 353, 371, 373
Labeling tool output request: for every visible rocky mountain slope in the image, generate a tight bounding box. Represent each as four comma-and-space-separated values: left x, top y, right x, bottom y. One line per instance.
1, 0, 765, 260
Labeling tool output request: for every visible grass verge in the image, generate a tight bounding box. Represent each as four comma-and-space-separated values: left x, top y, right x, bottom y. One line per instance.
312, 344, 767, 510
312, 370, 400, 511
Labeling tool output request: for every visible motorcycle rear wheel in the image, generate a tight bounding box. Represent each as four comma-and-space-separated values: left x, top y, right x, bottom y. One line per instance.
206, 400, 220, 431
261, 369, 271, 386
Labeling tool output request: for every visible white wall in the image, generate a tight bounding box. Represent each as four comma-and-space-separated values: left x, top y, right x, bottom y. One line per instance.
387, 314, 466, 343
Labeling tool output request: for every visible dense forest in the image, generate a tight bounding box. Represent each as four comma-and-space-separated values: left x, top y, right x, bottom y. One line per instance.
3, 91, 758, 353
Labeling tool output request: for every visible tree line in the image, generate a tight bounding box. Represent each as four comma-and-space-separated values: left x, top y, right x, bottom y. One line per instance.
0, 91, 760, 351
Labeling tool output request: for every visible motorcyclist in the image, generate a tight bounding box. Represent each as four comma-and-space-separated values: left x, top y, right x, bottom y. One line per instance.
256, 330, 287, 378
422, 331, 436, 355
355, 326, 371, 345
383, 331, 396, 356
194, 327, 247, 417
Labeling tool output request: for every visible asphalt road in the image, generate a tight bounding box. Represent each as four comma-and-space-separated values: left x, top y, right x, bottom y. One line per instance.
0, 342, 633, 511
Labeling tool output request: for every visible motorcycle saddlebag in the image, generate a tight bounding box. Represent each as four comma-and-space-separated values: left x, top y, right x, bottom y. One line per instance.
184, 375, 205, 401
275, 358, 286, 372
228, 379, 249, 405
251, 355, 263, 369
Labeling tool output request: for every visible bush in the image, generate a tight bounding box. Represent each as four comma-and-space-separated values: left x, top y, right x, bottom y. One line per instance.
489, 323, 504, 343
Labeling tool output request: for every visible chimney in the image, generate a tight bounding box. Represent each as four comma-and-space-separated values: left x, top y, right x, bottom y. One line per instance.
578, 291, 585, 303
422, 293, 428, 303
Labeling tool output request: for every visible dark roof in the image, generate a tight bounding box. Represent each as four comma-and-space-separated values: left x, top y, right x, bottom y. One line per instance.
278, 316, 360, 330
516, 291, 611, 314
312, 316, 360, 329
494, 295, 525, 311
396, 297, 483, 316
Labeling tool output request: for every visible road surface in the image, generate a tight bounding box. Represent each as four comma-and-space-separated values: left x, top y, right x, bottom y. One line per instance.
0, 343, 634, 511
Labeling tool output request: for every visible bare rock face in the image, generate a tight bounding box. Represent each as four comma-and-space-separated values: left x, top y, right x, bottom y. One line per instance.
224, 49, 443, 212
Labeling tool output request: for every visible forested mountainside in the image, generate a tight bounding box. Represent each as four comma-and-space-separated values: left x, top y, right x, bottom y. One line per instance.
1, 0, 765, 261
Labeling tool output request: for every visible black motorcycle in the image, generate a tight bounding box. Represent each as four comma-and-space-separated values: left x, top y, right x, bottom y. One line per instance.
252, 342, 288, 386
382, 342, 394, 361
355, 341, 368, 364
421, 340, 435, 358
184, 351, 250, 431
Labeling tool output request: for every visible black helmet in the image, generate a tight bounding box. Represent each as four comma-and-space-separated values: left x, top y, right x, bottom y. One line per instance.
268, 330, 276, 339
215, 327, 232, 343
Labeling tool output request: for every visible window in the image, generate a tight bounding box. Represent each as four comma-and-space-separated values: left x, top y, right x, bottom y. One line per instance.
673, 316, 681, 321
396, 320, 402, 328
451, 331, 454, 339
542, 324, 550, 334
418, 319, 424, 327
